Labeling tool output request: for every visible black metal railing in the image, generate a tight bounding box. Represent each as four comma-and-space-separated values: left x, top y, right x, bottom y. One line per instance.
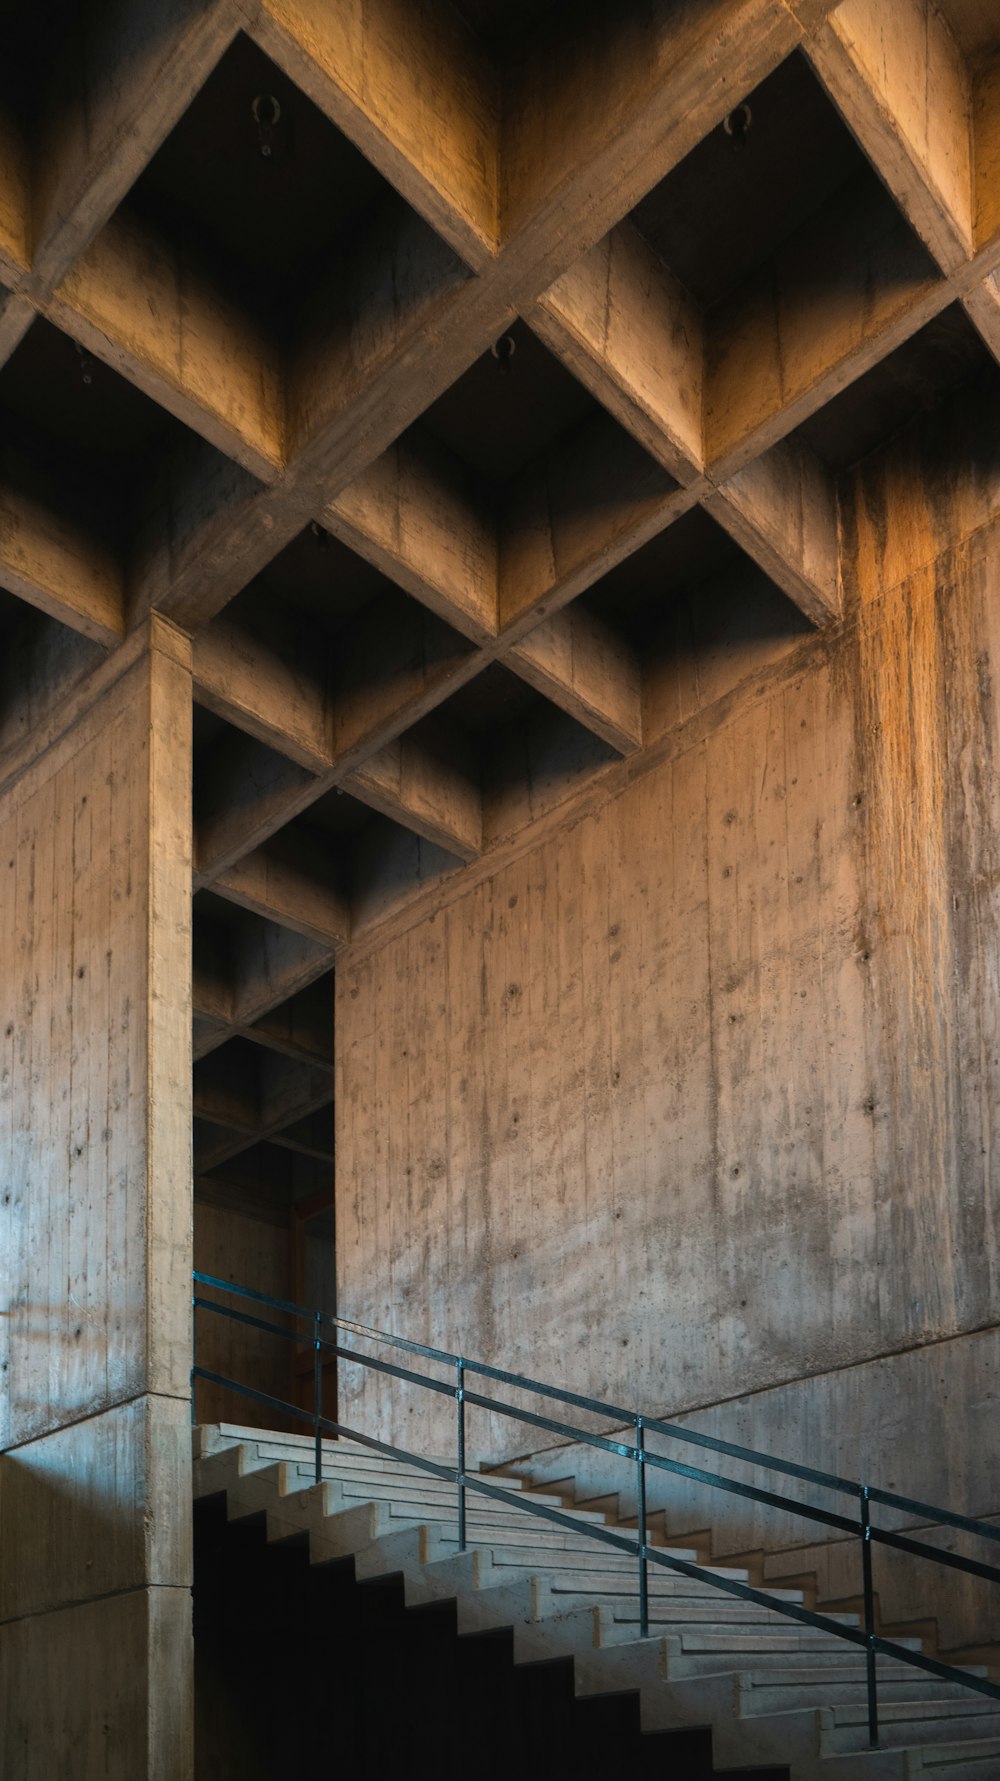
192, 1271, 1000, 1750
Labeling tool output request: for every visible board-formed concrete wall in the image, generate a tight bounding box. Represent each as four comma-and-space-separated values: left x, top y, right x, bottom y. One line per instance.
0, 621, 194, 1779
335, 494, 1000, 1647
193, 1195, 293, 1431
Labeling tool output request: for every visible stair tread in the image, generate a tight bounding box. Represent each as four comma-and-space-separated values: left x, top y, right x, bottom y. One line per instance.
832, 1698, 1000, 1726
608, 1605, 855, 1629
195, 1426, 999, 1781
747, 1668, 989, 1691
915, 1734, 1000, 1757
279, 1466, 611, 1524
555, 1588, 812, 1612
490, 1549, 752, 1580
680, 1628, 900, 1649
290, 1467, 563, 1504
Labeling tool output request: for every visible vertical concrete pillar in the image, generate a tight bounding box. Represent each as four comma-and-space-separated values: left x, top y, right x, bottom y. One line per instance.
0, 618, 193, 1779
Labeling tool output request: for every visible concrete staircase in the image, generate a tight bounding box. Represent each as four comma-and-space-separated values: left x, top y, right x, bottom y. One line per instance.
193, 1423, 1000, 1779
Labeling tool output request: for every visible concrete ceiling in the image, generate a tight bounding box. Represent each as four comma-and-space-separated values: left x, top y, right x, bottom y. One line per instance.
1, 0, 999, 1210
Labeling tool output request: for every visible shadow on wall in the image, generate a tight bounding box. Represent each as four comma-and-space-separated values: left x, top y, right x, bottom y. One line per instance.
483, 1329, 1000, 1657
0, 1393, 191, 1624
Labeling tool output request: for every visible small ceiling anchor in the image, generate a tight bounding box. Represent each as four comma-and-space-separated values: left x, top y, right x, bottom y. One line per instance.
491, 333, 516, 374
251, 92, 282, 159
74, 340, 94, 386
722, 102, 752, 150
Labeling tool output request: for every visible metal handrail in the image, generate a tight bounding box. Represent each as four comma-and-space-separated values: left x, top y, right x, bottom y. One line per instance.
192, 1271, 1000, 1751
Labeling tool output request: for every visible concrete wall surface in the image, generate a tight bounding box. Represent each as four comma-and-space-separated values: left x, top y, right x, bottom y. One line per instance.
193, 1195, 292, 1431
498, 1325, 999, 1651
0, 623, 194, 1779
335, 500, 1000, 1649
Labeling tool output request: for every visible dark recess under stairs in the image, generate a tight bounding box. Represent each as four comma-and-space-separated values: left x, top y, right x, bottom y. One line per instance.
194, 1491, 787, 1780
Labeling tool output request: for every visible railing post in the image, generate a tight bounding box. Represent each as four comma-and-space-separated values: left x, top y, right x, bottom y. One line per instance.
190, 1293, 197, 1428
456, 1359, 467, 1552
861, 1485, 879, 1748
636, 1414, 649, 1640
314, 1311, 323, 1486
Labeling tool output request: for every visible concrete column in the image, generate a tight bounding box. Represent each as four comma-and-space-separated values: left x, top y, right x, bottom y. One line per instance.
0, 618, 193, 1779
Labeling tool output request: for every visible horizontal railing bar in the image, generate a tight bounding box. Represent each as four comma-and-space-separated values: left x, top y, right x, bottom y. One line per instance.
192, 1369, 315, 1429
194, 1297, 458, 1400
193, 1378, 627, 1527
461, 1362, 865, 1502
194, 1273, 326, 1328
198, 1298, 858, 1537
463, 1366, 667, 1443
193, 1272, 1000, 1551
195, 1273, 862, 1499
196, 1363, 999, 1714
461, 1476, 639, 1555
191, 1299, 1000, 1558
194, 1301, 862, 1543
194, 1271, 460, 1368
460, 1484, 1000, 1703
644, 1553, 997, 1701
327, 1346, 456, 1400
871, 1524, 1000, 1587
637, 1414, 863, 1501
193, 1367, 459, 1484
461, 1390, 641, 1461
192, 1373, 870, 1639
461, 1390, 860, 1537
644, 1545, 872, 1645
452, 1354, 865, 1503
639, 1449, 860, 1536
310, 1419, 458, 1484
194, 1298, 300, 1344
868, 1487, 1000, 1546
872, 1637, 1000, 1703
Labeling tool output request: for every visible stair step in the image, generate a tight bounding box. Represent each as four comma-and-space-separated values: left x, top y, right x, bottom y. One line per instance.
209, 1424, 453, 1461
581, 1598, 852, 1632
483, 1544, 751, 1580
437, 1525, 633, 1553
285, 1466, 609, 1522
307, 1484, 597, 1524
194, 1427, 1000, 1781
907, 1737, 1000, 1777
272, 1462, 612, 1526
826, 1696, 1000, 1754
551, 1584, 808, 1613
741, 1668, 990, 1717
680, 1627, 893, 1655
232, 1490, 614, 1547
663, 1639, 915, 1679
563, 1581, 802, 1610
692, 1625, 920, 1650
203, 1427, 460, 1483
